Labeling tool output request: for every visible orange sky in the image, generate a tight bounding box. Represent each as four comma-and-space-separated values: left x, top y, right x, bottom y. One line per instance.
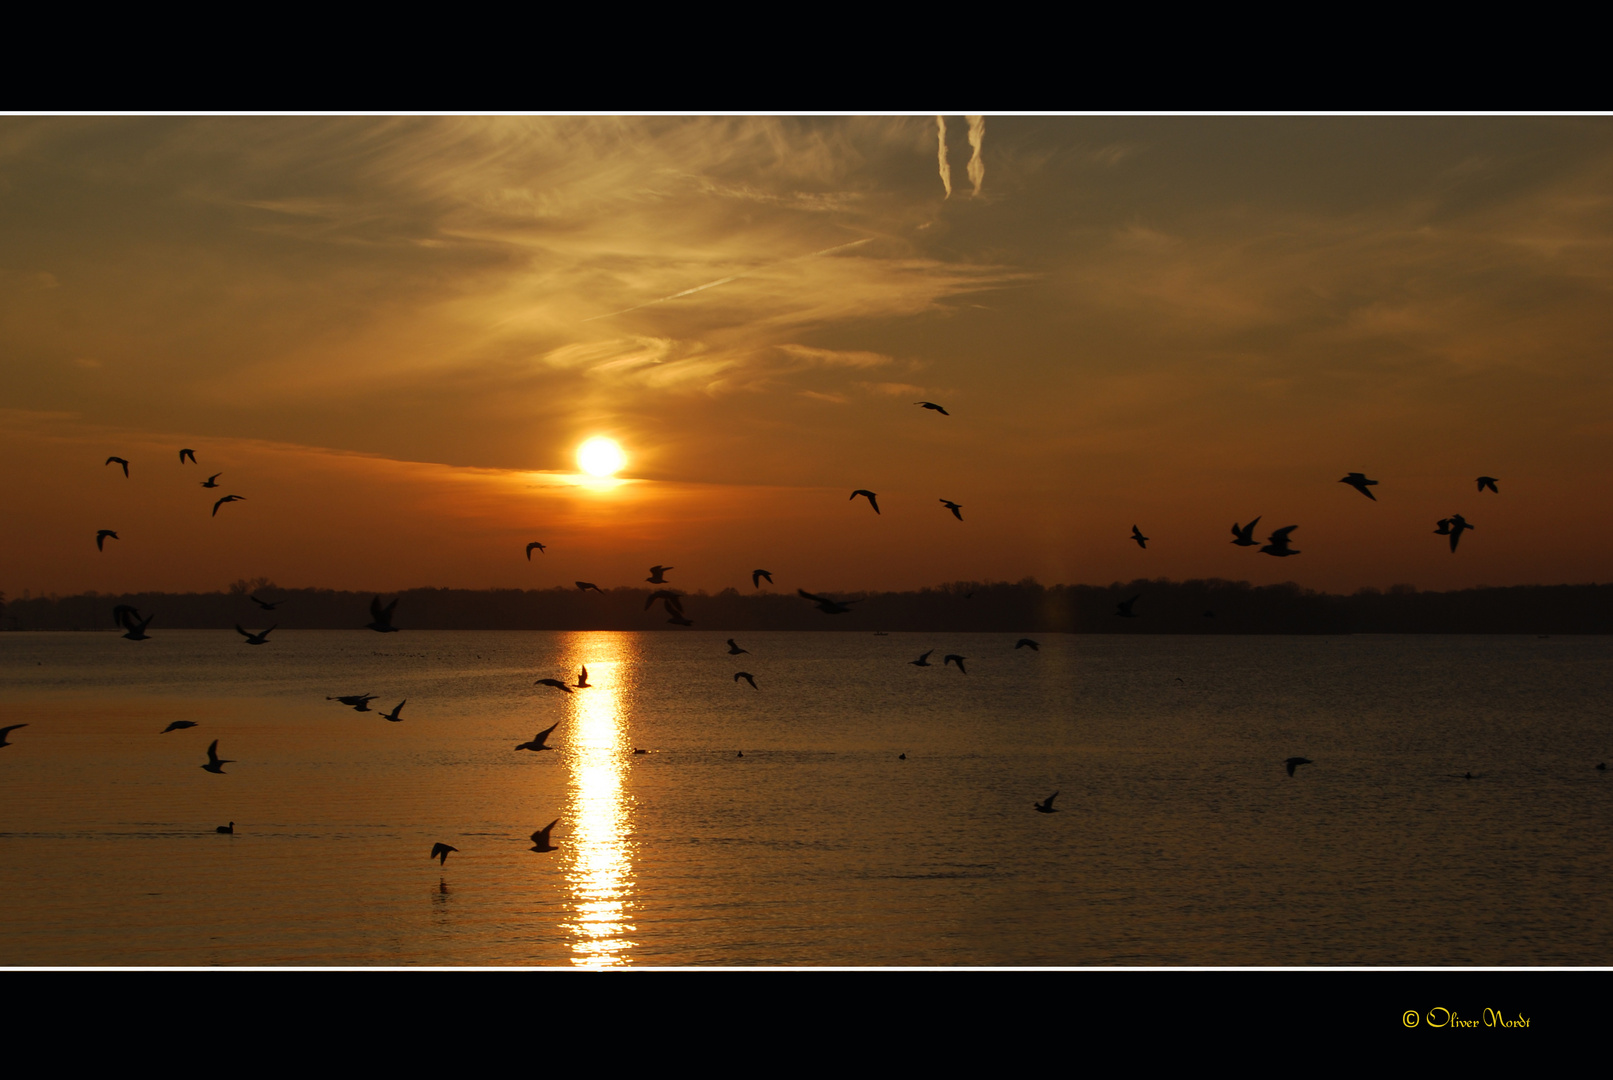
4, 116, 1612, 597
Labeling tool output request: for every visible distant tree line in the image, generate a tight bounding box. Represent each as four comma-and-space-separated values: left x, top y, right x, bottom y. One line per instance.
4, 577, 1611, 634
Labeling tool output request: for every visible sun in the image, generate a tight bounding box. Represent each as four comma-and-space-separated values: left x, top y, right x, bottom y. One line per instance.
577, 437, 626, 478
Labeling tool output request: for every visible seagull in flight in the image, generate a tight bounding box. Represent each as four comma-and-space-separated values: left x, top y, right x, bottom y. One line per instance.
1476, 476, 1500, 494
944, 654, 967, 674
381, 700, 406, 722
431, 843, 458, 865
734, 672, 758, 689
645, 590, 683, 612
180, 448, 197, 464
1015, 639, 1040, 650
646, 565, 674, 584
1339, 473, 1378, 500
752, 569, 773, 588
0, 724, 28, 748
575, 581, 603, 593
1434, 518, 1452, 536
212, 494, 245, 517
535, 678, 573, 694
850, 490, 880, 514
574, 667, 590, 688
1259, 526, 1300, 557
161, 721, 198, 733
1034, 792, 1059, 814
529, 820, 560, 853
96, 529, 118, 551
249, 595, 283, 611
910, 650, 934, 666
117, 606, 154, 640
516, 722, 561, 751
727, 639, 749, 655
201, 472, 222, 488
1231, 517, 1262, 546
105, 456, 129, 477
1116, 595, 1140, 618
201, 740, 235, 774
327, 694, 377, 711
1130, 525, 1148, 549
235, 624, 274, 645
940, 499, 963, 520
799, 589, 860, 615
1285, 757, 1313, 777
526, 542, 546, 559
915, 402, 949, 415
367, 596, 399, 633
1447, 513, 1475, 552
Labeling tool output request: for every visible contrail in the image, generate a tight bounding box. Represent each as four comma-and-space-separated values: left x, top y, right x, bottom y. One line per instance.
966, 115, 985, 196
583, 238, 874, 322
936, 116, 952, 198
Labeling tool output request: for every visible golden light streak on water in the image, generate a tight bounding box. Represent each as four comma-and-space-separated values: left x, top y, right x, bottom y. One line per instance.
559, 633, 637, 967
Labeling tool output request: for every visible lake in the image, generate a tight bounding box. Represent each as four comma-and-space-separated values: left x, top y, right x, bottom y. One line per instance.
2, 630, 1609, 966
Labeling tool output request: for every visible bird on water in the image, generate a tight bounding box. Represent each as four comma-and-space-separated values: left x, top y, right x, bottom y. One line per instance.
216, 822, 234, 834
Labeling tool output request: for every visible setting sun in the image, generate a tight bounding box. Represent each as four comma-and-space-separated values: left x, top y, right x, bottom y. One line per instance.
577, 437, 626, 477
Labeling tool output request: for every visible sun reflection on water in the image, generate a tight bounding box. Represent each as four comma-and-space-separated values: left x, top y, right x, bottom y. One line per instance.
560, 633, 636, 967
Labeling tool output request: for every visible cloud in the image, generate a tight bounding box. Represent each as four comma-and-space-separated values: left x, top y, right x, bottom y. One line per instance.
966, 116, 985, 196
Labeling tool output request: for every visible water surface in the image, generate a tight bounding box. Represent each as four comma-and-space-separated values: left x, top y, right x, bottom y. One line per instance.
2, 631, 1609, 965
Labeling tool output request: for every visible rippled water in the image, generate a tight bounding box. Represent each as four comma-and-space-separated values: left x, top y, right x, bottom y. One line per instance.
2, 630, 1610, 966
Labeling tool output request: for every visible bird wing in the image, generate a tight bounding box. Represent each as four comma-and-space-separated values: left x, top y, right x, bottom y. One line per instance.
1270, 526, 1298, 542
206, 740, 220, 763
798, 589, 831, 604
235, 624, 250, 638
532, 819, 559, 843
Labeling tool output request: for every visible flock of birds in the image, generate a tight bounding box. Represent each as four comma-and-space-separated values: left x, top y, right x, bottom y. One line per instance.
13, 406, 1586, 878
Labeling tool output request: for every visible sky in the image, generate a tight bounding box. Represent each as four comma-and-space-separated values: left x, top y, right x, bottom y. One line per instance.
3, 115, 1612, 598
